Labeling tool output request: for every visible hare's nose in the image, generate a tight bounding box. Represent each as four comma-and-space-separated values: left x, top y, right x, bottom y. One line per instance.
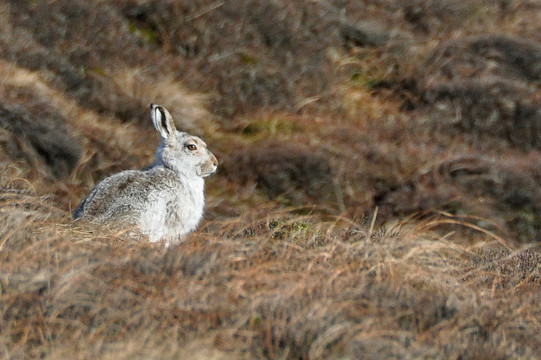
211, 154, 218, 167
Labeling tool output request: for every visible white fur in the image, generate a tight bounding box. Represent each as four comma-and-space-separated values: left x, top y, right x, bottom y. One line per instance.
139, 174, 205, 243
74, 104, 218, 244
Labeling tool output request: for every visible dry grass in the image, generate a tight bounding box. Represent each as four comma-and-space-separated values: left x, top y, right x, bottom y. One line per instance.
1, 190, 539, 359
1, 1, 541, 358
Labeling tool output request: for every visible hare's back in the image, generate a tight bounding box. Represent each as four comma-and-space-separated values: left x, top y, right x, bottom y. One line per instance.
74, 169, 175, 220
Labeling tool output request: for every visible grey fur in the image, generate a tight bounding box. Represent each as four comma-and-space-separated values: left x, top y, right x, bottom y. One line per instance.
74, 104, 218, 244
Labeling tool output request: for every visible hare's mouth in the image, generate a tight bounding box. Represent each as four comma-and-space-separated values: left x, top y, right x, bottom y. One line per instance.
201, 169, 217, 178
199, 164, 218, 178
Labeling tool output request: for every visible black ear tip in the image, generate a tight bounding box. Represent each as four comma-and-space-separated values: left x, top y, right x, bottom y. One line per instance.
150, 103, 165, 114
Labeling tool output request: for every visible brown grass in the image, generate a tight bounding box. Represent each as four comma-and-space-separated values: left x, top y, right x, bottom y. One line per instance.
1, 192, 539, 359
1, 0, 541, 358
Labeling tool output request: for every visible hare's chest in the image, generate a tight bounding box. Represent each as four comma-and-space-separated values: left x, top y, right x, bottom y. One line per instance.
164, 190, 205, 234
139, 178, 205, 242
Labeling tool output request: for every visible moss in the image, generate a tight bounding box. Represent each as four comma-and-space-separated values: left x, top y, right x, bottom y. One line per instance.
127, 21, 158, 45
350, 72, 380, 90
501, 209, 541, 242
270, 219, 315, 243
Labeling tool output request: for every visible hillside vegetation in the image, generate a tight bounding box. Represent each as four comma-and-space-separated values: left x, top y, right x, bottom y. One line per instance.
1, 1, 540, 359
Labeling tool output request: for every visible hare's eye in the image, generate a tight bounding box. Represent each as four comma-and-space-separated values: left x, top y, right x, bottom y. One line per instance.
186, 144, 197, 151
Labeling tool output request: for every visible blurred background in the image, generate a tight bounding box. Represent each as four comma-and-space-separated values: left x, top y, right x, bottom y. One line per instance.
1, 0, 541, 242
2, 2, 541, 359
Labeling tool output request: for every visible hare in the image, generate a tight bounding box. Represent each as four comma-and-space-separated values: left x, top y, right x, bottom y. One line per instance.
74, 103, 218, 244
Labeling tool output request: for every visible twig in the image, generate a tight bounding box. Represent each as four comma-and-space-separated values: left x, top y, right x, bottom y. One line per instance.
189, 2, 224, 21
368, 206, 378, 239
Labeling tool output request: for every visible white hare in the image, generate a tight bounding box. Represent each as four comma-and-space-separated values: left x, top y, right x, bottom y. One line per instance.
74, 103, 218, 244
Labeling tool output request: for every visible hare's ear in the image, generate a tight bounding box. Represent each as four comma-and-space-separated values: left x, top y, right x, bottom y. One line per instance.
150, 103, 176, 140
